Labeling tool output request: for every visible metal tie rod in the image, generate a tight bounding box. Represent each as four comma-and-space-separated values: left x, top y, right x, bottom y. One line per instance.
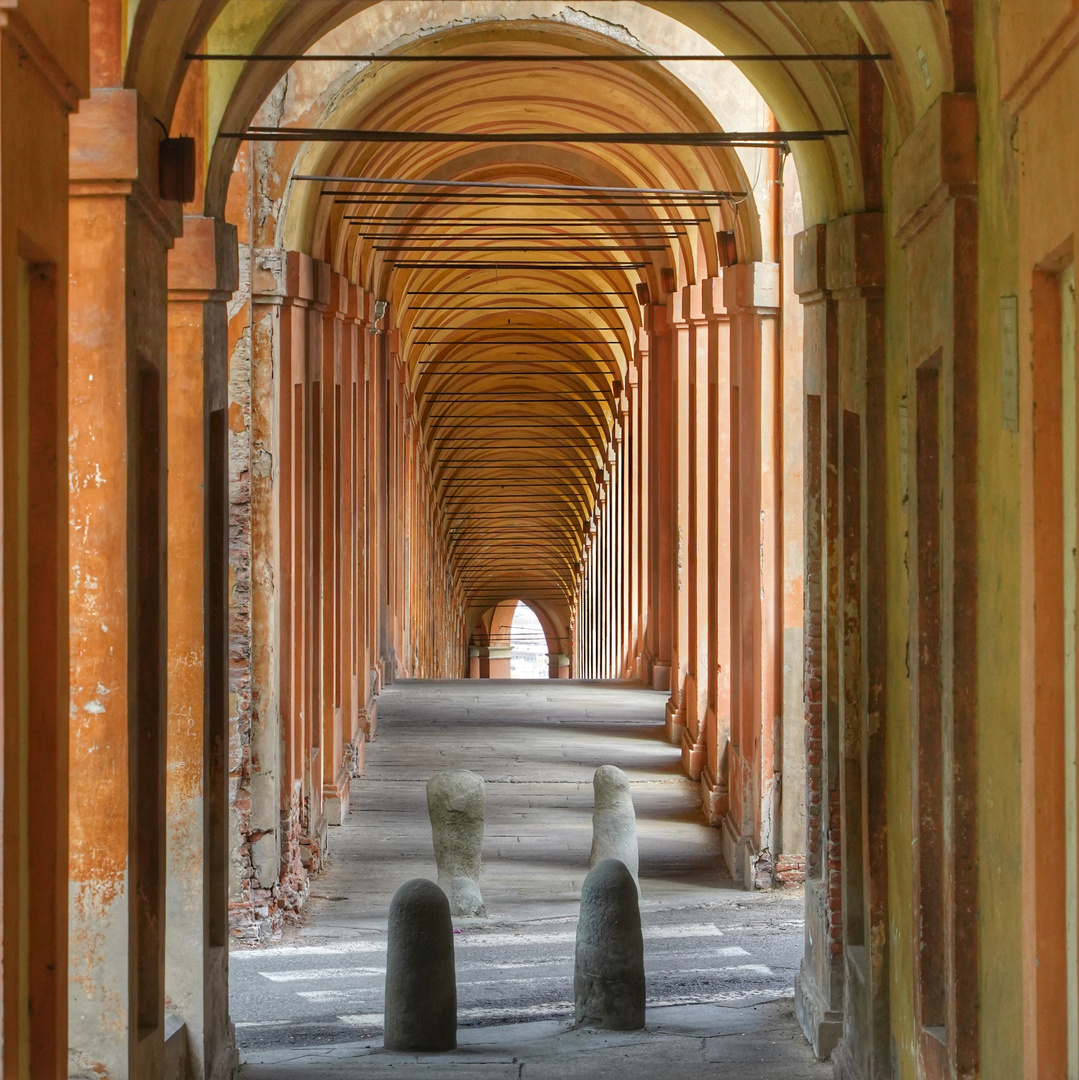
230, 128, 845, 145
191, 51, 889, 63
301, 175, 743, 197
392, 261, 650, 269
374, 244, 669, 251
342, 216, 708, 224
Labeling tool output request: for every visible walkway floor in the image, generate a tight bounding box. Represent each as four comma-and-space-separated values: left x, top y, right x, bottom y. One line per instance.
232, 680, 827, 1079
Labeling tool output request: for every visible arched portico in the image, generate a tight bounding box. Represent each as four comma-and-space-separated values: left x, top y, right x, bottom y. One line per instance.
3, 2, 1065, 1079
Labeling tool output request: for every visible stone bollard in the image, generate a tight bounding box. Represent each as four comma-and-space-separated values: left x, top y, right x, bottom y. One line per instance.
589, 765, 639, 888
384, 879, 457, 1051
574, 858, 646, 1030
427, 769, 487, 916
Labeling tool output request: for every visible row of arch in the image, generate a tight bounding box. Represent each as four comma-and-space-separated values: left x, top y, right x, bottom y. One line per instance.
8, 3, 1073, 1080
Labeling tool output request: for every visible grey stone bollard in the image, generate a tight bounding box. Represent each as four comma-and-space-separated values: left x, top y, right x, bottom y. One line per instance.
427, 769, 487, 916
589, 765, 639, 887
574, 858, 646, 1030
384, 879, 457, 1051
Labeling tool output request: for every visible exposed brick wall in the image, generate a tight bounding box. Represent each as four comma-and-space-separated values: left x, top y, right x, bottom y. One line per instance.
226, 249, 323, 943
804, 395, 824, 880
776, 854, 807, 886
228, 784, 312, 944
827, 788, 843, 955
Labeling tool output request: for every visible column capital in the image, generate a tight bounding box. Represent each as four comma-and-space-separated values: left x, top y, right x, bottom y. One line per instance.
167, 216, 238, 302
722, 261, 780, 314
701, 276, 727, 322
329, 270, 351, 318
794, 224, 829, 301
644, 302, 669, 335
69, 87, 182, 244
892, 92, 977, 244
311, 258, 332, 313
251, 248, 317, 305
825, 212, 885, 297
346, 282, 365, 325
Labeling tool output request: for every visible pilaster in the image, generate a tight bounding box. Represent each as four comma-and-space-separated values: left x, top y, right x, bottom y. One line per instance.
699, 277, 732, 824
646, 302, 673, 692
792, 222, 845, 1061
720, 261, 780, 890
165, 215, 239, 1080
68, 86, 182, 1080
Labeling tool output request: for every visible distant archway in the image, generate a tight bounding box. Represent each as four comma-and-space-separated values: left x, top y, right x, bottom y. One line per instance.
510, 602, 549, 679
467, 597, 571, 678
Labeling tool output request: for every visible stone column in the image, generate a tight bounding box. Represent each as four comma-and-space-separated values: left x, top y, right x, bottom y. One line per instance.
826, 211, 889, 1080
793, 224, 844, 1059
702, 278, 731, 824
622, 393, 630, 673
647, 303, 673, 690
321, 272, 348, 826
682, 283, 711, 779
165, 216, 239, 1079
302, 261, 330, 859
666, 291, 692, 742
721, 262, 780, 888
634, 330, 651, 679
624, 369, 640, 676
343, 282, 366, 765
68, 87, 181, 1079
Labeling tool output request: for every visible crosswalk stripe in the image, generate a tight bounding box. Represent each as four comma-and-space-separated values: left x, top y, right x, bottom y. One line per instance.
247, 922, 726, 968
334, 987, 795, 1028
262, 952, 757, 984
293, 962, 777, 1002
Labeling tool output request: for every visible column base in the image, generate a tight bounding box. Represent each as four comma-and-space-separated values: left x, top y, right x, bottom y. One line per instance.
665, 696, 686, 745
207, 1025, 239, 1080
164, 1014, 189, 1079
721, 813, 755, 889
699, 765, 728, 825
365, 669, 380, 738
652, 661, 671, 691
680, 730, 705, 779
831, 1039, 860, 1079
323, 760, 352, 827
794, 958, 843, 1061
299, 809, 328, 872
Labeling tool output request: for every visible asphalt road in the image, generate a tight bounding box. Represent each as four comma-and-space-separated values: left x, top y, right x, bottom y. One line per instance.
228, 680, 809, 1069
231, 895, 804, 1050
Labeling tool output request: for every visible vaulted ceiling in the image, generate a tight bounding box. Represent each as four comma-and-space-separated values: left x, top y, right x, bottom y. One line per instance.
123, 0, 960, 622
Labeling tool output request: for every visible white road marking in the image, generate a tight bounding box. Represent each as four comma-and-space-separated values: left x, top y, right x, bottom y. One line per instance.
334, 987, 795, 1029
260, 966, 385, 982
247, 923, 725, 967
644, 925, 724, 940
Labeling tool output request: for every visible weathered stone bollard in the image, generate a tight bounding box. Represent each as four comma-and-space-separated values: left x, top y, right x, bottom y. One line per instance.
427, 769, 487, 916
574, 858, 646, 1030
589, 765, 639, 887
384, 879, 457, 1051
